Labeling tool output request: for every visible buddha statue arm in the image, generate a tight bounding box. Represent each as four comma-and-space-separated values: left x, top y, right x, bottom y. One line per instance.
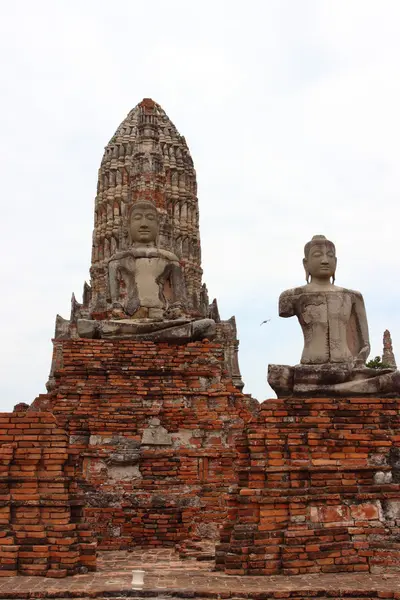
108, 256, 140, 316
353, 292, 371, 365
279, 290, 296, 318
170, 262, 188, 308
108, 258, 121, 306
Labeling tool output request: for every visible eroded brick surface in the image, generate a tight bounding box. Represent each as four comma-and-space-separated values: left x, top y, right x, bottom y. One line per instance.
0, 411, 96, 577
3, 344, 400, 581
31, 338, 256, 551
217, 396, 400, 575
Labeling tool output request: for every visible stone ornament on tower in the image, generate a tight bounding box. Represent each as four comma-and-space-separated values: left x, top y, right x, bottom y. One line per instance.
382, 329, 397, 369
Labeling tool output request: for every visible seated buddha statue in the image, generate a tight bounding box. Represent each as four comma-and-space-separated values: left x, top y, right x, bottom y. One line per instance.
108, 200, 187, 321
76, 200, 215, 342
268, 235, 400, 396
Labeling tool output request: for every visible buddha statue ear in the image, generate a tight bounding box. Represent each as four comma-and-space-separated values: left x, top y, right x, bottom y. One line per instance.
331, 257, 337, 284
302, 258, 310, 283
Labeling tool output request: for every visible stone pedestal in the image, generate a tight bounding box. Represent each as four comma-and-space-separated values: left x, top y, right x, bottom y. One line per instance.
33, 337, 256, 550
216, 396, 400, 575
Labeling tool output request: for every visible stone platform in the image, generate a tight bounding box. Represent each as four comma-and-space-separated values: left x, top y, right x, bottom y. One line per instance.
0, 549, 400, 599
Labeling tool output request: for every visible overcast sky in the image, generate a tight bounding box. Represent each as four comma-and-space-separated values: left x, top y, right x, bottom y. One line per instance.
1, 1, 400, 411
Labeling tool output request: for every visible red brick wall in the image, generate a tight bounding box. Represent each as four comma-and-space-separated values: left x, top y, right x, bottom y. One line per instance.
0, 411, 96, 577
216, 396, 400, 575
6, 337, 400, 577
32, 338, 256, 549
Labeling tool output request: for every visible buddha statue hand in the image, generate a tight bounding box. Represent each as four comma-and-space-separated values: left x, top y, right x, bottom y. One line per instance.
354, 344, 370, 367
111, 302, 126, 320
165, 302, 185, 320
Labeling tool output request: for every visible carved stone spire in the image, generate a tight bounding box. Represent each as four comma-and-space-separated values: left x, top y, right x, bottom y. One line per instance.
90, 98, 202, 312
382, 329, 397, 368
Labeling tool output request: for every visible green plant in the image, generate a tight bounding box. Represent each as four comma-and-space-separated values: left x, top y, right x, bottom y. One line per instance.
366, 356, 391, 369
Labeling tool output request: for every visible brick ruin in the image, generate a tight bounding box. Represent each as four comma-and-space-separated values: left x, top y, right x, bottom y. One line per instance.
32, 337, 256, 552
2, 99, 400, 578
0, 411, 96, 577
216, 396, 400, 575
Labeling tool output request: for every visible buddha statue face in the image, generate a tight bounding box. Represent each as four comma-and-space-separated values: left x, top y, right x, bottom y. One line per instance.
129, 201, 159, 244
303, 235, 337, 282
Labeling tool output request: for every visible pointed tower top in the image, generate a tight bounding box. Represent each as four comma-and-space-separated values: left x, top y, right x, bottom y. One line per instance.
138, 98, 158, 109
382, 329, 397, 368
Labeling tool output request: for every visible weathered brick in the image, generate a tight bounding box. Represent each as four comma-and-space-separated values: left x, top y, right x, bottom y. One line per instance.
217, 395, 400, 575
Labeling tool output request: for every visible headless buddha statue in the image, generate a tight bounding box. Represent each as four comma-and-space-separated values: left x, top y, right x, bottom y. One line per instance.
268, 235, 400, 396
76, 200, 215, 342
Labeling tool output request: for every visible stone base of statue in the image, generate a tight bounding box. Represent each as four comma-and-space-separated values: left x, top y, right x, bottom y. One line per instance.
268, 363, 400, 397
52, 313, 243, 390
37, 335, 254, 551
76, 317, 216, 342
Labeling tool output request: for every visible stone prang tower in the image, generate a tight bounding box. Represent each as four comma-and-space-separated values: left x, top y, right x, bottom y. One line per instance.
382, 329, 397, 368
55, 99, 243, 390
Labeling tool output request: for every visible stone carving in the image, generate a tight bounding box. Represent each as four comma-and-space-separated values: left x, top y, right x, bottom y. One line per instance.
141, 418, 172, 446
268, 235, 400, 396
76, 200, 215, 342
108, 200, 188, 320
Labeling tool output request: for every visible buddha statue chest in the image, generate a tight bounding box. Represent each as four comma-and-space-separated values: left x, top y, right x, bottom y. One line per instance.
281, 288, 356, 365
117, 255, 172, 310
108, 248, 181, 319
298, 291, 353, 364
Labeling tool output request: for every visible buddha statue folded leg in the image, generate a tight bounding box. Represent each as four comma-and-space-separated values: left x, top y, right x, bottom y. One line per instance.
77, 317, 216, 342
267, 364, 294, 397
326, 370, 400, 395
268, 363, 400, 397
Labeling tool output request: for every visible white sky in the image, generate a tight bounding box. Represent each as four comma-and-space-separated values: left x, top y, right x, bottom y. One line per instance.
1, 0, 400, 410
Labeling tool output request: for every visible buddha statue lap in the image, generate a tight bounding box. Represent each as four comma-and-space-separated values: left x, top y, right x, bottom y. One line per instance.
76, 200, 215, 342
268, 235, 400, 396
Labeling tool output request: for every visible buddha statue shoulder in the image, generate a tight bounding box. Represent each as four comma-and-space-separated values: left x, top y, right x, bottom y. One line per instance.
76, 200, 215, 342
268, 235, 400, 396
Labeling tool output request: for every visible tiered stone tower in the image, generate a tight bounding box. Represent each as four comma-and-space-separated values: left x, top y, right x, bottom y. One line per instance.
90, 98, 202, 314
383, 329, 397, 368
54, 98, 242, 388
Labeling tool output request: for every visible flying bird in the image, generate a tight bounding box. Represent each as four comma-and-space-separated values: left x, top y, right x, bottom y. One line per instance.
260, 318, 271, 326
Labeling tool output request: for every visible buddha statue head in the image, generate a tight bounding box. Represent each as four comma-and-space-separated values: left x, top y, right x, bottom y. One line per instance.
129, 200, 159, 245
303, 234, 337, 284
